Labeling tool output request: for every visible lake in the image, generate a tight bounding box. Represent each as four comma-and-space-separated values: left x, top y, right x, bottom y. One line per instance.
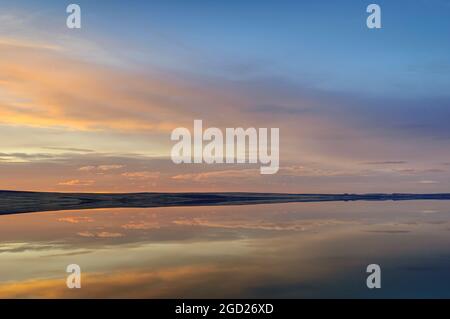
0, 200, 449, 298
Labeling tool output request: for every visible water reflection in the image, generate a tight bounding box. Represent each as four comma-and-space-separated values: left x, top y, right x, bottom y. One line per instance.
0, 201, 449, 298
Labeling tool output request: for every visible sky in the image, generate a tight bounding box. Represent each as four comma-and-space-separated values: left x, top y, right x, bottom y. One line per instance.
0, 0, 450, 193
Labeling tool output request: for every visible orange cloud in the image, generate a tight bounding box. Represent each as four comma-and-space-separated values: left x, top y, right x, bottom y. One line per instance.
121, 221, 161, 230
79, 165, 124, 171
0, 39, 244, 135
58, 179, 95, 186
172, 168, 260, 182
121, 171, 160, 180
1, 53, 115, 129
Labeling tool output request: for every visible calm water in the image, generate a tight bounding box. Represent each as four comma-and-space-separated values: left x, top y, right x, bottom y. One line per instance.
0, 201, 449, 298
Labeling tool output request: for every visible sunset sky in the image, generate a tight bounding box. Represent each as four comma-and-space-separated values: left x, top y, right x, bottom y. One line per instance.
1, 0, 450, 193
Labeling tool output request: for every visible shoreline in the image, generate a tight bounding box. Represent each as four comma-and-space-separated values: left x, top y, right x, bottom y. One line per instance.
1, 190, 450, 215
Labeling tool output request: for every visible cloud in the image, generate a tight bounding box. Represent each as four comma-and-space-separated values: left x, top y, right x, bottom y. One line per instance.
58, 179, 95, 186
0, 152, 58, 162
0, 38, 62, 51
97, 232, 124, 238
0, 242, 59, 254
121, 221, 161, 230
121, 171, 160, 180
43, 147, 94, 153
171, 165, 356, 182
77, 231, 124, 238
424, 168, 446, 173
280, 165, 354, 177
77, 231, 95, 237
421, 210, 438, 214
79, 165, 124, 172
0, 38, 240, 134
78, 166, 96, 171
363, 161, 407, 165
171, 168, 260, 182
98, 165, 124, 171
365, 230, 411, 234
418, 180, 439, 184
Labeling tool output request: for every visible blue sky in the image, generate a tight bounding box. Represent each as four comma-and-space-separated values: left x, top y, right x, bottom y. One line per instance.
4, 0, 450, 96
